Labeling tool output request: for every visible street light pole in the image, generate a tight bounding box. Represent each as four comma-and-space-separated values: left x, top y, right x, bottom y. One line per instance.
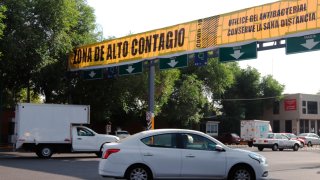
147, 60, 155, 130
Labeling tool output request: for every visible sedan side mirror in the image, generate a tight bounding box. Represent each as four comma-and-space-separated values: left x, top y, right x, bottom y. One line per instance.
215, 145, 226, 152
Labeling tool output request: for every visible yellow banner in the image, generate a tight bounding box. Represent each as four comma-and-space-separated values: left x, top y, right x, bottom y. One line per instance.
69, 0, 320, 70
216, 0, 319, 45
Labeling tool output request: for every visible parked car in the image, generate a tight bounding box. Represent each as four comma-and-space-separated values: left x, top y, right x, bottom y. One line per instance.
99, 129, 268, 180
298, 133, 320, 147
253, 133, 301, 151
216, 133, 241, 145
115, 130, 130, 139
281, 133, 306, 147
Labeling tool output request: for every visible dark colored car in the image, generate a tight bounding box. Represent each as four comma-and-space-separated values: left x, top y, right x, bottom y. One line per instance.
216, 133, 241, 145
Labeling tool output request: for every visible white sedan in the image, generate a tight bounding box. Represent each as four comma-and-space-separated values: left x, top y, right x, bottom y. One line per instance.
99, 129, 268, 180
298, 133, 320, 147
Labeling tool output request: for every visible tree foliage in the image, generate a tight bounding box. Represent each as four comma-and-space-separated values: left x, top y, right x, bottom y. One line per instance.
158, 74, 208, 128
0, 5, 6, 39
219, 65, 284, 134
0, 0, 285, 134
0, 0, 100, 107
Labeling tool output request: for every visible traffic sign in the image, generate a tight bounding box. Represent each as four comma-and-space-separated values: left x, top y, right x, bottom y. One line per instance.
219, 42, 257, 62
286, 33, 320, 55
83, 69, 103, 80
119, 62, 143, 76
194, 52, 208, 66
105, 67, 118, 78
159, 55, 188, 70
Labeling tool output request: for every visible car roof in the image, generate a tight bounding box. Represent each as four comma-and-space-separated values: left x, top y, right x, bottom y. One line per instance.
120, 129, 210, 143
139, 128, 205, 136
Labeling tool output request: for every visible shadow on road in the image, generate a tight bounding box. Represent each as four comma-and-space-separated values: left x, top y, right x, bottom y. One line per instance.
0, 152, 106, 180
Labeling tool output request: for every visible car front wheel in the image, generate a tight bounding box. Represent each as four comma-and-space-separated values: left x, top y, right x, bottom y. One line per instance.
228, 165, 254, 180
293, 144, 299, 151
272, 144, 278, 151
126, 165, 152, 180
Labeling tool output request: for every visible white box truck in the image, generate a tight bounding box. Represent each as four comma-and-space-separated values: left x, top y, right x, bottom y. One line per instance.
14, 103, 119, 158
240, 120, 271, 147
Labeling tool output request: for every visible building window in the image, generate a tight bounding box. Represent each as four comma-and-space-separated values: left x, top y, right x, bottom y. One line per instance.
300, 120, 309, 133
285, 120, 292, 133
300, 120, 304, 134
302, 101, 306, 106
307, 101, 318, 114
311, 120, 316, 133
303, 108, 306, 114
317, 120, 320, 136
273, 120, 280, 133
305, 120, 309, 132
273, 101, 280, 114
206, 124, 218, 134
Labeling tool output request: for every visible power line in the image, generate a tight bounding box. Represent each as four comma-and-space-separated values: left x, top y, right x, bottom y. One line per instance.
212, 95, 284, 101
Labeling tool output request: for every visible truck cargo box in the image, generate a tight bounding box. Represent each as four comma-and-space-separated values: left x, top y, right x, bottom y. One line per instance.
15, 103, 90, 146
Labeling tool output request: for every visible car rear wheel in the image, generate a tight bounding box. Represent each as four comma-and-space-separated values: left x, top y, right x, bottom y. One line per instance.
272, 144, 278, 151
126, 165, 152, 180
307, 141, 312, 147
228, 165, 254, 180
293, 144, 299, 151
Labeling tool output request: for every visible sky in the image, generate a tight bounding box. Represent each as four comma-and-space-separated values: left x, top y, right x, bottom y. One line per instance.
87, 0, 320, 95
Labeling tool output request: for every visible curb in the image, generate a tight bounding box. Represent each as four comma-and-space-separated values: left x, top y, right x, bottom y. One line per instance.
0, 144, 14, 152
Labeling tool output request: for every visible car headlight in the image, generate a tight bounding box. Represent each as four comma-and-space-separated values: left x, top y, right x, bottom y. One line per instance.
249, 153, 267, 164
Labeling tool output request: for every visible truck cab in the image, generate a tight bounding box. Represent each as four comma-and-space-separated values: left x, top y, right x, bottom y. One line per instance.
72, 126, 119, 151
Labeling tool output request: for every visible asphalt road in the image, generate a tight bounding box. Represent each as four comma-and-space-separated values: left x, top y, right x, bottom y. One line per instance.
0, 146, 319, 180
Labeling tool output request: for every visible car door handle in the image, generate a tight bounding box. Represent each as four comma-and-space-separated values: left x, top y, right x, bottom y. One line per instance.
185, 155, 195, 158
77, 138, 82, 140
143, 153, 153, 156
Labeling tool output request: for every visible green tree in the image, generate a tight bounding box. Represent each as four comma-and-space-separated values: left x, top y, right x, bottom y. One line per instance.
67, 65, 181, 131
0, 0, 45, 104
159, 74, 207, 128
33, 0, 99, 103
0, 0, 100, 107
220, 65, 284, 134
0, 5, 5, 39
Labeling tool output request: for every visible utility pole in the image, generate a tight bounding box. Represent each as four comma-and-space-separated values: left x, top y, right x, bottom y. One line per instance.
147, 60, 155, 130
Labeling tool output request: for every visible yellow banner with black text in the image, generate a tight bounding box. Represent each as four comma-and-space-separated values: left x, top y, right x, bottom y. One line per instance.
69, 0, 320, 70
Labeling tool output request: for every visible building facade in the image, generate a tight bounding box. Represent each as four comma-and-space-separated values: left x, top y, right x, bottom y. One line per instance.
263, 93, 320, 135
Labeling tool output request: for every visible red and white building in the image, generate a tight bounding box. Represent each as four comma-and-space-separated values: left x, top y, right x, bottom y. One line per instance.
263, 93, 320, 135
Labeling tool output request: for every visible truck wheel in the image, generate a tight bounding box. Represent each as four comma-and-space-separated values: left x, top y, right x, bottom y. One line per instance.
95, 151, 102, 158
36, 146, 53, 158
258, 147, 264, 151
293, 144, 299, 151
96, 142, 108, 158
272, 144, 278, 151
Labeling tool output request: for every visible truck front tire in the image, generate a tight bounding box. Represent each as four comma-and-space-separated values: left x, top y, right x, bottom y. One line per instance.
36, 146, 53, 158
